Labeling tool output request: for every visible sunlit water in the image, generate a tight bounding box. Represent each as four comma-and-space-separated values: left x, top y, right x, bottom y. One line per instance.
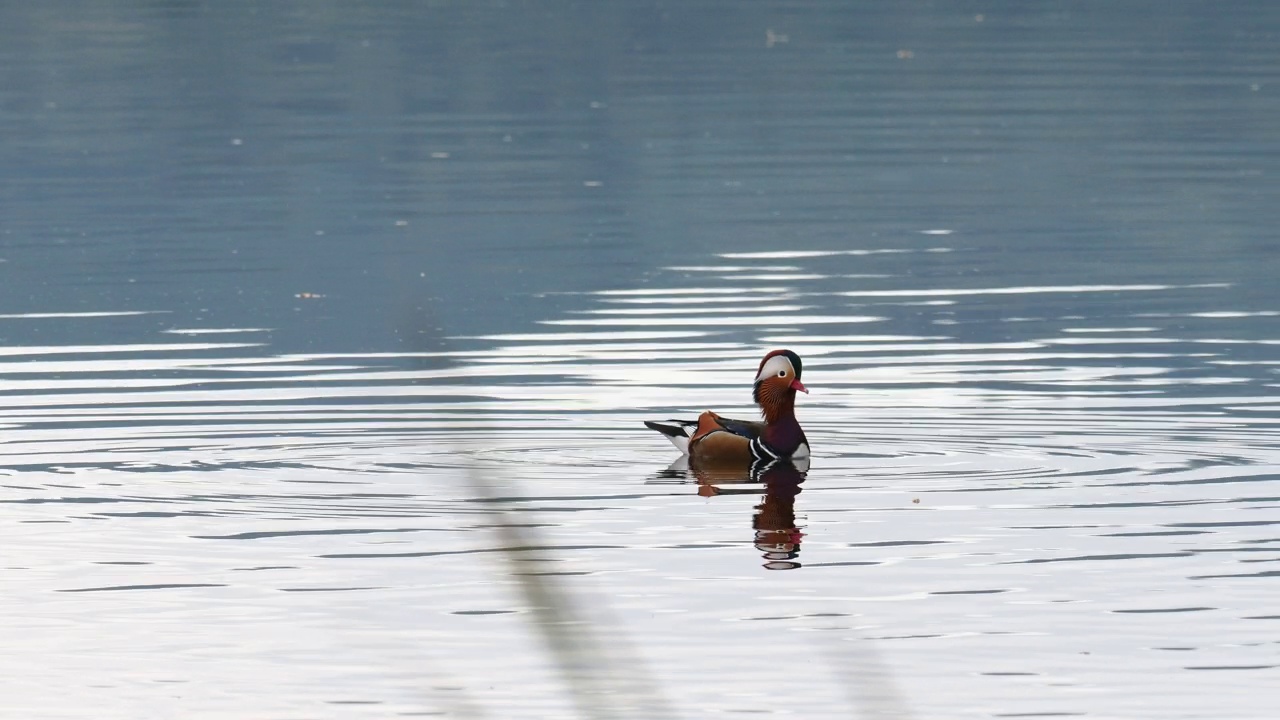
4, 1, 1280, 719
3, 250, 1278, 719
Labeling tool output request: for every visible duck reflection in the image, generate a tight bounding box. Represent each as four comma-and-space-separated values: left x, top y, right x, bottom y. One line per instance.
659, 457, 807, 570
748, 461, 806, 570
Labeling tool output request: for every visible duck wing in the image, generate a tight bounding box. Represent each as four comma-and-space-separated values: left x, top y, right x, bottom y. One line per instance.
709, 415, 766, 440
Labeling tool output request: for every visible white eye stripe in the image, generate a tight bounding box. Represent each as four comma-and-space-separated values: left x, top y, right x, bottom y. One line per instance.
755, 355, 795, 383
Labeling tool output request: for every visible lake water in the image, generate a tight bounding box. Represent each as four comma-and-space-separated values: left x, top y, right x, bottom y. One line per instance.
2, 2, 1278, 719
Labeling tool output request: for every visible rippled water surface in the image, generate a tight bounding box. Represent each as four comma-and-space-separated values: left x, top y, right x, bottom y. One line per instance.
3, 2, 1280, 719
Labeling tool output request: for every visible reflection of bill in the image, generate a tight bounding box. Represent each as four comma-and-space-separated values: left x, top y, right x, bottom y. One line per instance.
666, 456, 808, 570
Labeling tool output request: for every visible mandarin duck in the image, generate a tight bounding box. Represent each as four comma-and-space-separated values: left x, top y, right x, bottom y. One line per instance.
644, 349, 810, 463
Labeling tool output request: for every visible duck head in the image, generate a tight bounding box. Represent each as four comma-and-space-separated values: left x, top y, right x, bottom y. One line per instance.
752, 349, 808, 422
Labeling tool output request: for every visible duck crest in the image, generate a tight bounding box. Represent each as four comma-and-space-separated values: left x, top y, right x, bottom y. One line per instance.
756, 349, 803, 380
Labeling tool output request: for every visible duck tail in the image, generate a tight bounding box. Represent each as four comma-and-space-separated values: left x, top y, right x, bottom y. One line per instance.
643, 420, 694, 455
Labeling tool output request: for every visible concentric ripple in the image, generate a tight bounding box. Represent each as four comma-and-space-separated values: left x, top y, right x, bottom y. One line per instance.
2, 245, 1278, 719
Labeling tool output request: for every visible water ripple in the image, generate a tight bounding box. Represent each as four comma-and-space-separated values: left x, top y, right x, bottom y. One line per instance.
2, 242, 1277, 720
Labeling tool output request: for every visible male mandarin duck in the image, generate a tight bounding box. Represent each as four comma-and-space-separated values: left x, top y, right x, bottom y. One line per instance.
644, 349, 810, 463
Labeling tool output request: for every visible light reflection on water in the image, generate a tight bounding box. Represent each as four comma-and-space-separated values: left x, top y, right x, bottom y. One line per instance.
5, 0, 1280, 714
2, 249, 1278, 718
